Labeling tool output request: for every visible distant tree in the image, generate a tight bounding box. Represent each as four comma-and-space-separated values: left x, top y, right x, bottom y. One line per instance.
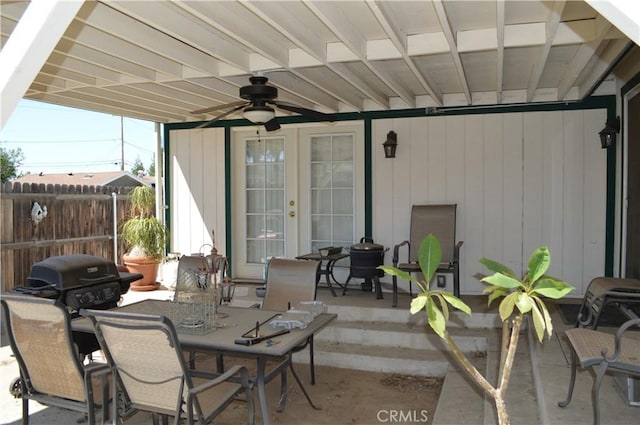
147, 154, 155, 177
130, 156, 144, 176
0, 147, 25, 183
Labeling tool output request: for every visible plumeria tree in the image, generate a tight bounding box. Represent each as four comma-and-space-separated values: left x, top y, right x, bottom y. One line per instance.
380, 234, 574, 425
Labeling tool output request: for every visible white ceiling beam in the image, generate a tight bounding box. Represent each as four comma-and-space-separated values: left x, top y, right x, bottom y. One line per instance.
76, 3, 219, 77
306, 0, 415, 108
504, 23, 546, 48
181, 0, 356, 112
457, 28, 497, 53
578, 37, 632, 99
106, 1, 247, 72
553, 19, 596, 45
29, 91, 176, 122
66, 24, 183, 77
1, 0, 84, 129
366, 0, 443, 106
288, 49, 323, 68
239, 0, 367, 110
526, 1, 565, 102
585, 0, 640, 45
557, 16, 613, 100
496, 0, 505, 104
432, 0, 471, 104
407, 33, 450, 56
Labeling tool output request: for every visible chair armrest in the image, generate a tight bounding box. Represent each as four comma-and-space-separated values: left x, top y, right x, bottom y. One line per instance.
393, 240, 409, 266
189, 365, 252, 395
606, 318, 640, 362
453, 241, 464, 263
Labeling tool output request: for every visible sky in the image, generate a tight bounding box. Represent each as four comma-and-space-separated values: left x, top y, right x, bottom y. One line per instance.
0, 99, 158, 176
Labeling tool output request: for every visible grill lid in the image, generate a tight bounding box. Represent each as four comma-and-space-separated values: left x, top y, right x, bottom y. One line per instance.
350, 237, 384, 252
28, 254, 122, 290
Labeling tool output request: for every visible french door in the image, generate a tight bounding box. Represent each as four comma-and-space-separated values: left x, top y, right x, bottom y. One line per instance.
231, 123, 364, 279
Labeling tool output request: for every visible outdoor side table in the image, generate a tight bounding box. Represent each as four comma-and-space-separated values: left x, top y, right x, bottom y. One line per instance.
296, 252, 349, 297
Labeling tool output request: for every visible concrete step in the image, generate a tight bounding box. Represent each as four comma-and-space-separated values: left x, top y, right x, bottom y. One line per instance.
327, 304, 501, 329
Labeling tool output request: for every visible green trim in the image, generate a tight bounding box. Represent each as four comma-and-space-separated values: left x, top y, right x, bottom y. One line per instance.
163, 124, 171, 253
364, 118, 372, 238
605, 106, 616, 276
225, 126, 232, 276
164, 95, 617, 273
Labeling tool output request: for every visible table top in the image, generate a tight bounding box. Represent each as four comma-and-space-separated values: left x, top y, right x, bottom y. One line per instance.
296, 252, 349, 261
73, 299, 336, 357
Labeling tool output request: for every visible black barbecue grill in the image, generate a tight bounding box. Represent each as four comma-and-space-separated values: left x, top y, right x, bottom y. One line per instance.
13, 254, 142, 356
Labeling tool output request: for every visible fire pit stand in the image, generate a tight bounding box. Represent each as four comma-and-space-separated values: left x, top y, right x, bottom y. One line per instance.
342, 238, 387, 300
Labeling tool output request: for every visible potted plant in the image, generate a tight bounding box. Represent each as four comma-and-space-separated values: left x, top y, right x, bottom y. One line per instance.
380, 234, 574, 425
121, 185, 167, 291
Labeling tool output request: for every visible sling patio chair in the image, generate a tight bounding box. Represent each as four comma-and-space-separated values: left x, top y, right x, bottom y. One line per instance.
81, 308, 254, 425
575, 277, 640, 329
558, 318, 640, 425
262, 258, 321, 387
392, 204, 463, 307
1, 293, 111, 425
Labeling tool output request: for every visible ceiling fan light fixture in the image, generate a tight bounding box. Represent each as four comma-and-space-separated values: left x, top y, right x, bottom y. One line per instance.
243, 106, 275, 124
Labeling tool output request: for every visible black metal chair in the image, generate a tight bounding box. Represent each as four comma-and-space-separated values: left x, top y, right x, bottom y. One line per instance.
1, 294, 111, 425
392, 204, 463, 306
558, 318, 640, 425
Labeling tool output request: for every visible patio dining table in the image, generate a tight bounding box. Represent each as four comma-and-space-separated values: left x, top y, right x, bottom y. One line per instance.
72, 299, 336, 425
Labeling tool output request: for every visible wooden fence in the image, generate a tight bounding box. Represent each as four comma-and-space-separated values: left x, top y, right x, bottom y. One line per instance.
0, 182, 137, 292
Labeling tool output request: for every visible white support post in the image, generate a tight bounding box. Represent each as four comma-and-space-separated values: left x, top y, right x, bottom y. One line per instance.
0, 0, 85, 129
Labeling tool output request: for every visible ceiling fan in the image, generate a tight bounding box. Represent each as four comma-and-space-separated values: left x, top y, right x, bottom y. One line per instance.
191, 75, 336, 131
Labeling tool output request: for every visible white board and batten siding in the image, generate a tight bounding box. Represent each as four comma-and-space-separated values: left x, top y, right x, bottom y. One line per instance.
168, 127, 227, 257
372, 109, 607, 298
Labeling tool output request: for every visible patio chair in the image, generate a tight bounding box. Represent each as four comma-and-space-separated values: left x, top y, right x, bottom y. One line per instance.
81, 308, 254, 425
392, 204, 463, 306
575, 277, 640, 329
262, 258, 321, 386
558, 318, 640, 425
0, 293, 111, 425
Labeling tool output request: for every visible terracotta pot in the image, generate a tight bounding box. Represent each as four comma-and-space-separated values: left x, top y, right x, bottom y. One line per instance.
123, 254, 160, 291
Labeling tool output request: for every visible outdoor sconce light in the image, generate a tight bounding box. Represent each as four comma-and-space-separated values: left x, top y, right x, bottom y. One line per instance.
599, 116, 620, 149
382, 131, 398, 158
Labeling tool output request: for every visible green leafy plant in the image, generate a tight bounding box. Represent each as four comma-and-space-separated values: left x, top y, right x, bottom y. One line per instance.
121, 185, 167, 260
380, 234, 574, 425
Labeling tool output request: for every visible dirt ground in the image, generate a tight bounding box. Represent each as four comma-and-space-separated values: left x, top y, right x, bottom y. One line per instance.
212, 363, 443, 425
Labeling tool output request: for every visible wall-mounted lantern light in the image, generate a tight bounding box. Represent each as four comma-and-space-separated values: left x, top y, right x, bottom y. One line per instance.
382, 131, 398, 158
599, 116, 620, 149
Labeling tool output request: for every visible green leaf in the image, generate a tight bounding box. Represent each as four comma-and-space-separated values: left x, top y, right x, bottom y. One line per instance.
440, 292, 472, 315
498, 292, 518, 321
532, 278, 575, 299
410, 294, 428, 315
426, 297, 446, 339
482, 273, 523, 289
433, 293, 450, 320
418, 235, 442, 283
479, 257, 516, 277
530, 302, 546, 342
487, 287, 508, 307
532, 296, 554, 340
527, 246, 550, 284
515, 293, 533, 313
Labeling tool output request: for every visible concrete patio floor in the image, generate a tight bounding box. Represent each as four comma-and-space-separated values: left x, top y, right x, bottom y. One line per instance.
1, 283, 638, 424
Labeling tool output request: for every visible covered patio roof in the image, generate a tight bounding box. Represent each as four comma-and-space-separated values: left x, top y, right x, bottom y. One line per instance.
1, 0, 638, 128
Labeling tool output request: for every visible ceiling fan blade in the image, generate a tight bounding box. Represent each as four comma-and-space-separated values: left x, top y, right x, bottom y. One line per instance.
191, 100, 248, 115
270, 100, 336, 122
264, 118, 281, 132
196, 103, 247, 129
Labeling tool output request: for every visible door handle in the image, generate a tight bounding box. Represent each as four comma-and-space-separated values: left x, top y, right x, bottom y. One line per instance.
289, 211, 296, 217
